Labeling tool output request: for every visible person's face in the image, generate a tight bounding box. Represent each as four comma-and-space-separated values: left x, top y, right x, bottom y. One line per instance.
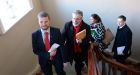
72, 14, 82, 26
117, 18, 125, 27
90, 17, 96, 24
38, 16, 50, 30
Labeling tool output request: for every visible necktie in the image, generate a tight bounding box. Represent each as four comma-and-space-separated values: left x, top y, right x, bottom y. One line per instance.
45, 32, 55, 60
45, 32, 50, 52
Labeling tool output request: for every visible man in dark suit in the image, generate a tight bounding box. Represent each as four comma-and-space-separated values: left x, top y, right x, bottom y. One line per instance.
112, 15, 132, 64
32, 11, 66, 75
62, 10, 91, 75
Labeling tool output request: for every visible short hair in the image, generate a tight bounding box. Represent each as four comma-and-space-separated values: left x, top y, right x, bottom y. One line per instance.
37, 11, 50, 19
91, 13, 102, 23
118, 15, 126, 21
72, 10, 83, 17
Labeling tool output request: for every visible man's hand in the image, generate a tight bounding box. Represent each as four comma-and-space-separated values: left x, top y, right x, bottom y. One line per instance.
63, 62, 71, 70
63, 62, 69, 68
49, 50, 56, 57
76, 39, 82, 44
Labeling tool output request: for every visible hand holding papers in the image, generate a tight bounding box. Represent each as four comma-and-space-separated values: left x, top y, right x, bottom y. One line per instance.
117, 46, 125, 55
76, 39, 82, 44
76, 29, 86, 40
48, 43, 60, 52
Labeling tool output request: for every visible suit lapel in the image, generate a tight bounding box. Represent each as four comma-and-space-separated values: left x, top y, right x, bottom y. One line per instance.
79, 23, 85, 32
38, 30, 46, 49
70, 24, 74, 37
50, 27, 53, 46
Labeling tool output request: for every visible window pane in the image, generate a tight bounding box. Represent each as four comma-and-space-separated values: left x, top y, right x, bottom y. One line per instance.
0, 0, 32, 33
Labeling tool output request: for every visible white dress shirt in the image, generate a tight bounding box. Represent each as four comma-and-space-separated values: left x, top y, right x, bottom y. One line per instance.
41, 28, 50, 43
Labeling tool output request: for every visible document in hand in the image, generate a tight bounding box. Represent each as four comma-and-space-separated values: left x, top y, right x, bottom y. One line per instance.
48, 43, 60, 52
76, 29, 86, 40
91, 29, 98, 37
117, 46, 125, 55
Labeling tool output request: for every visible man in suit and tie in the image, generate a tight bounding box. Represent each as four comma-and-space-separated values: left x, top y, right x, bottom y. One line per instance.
32, 11, 66, 75
112, 15, 132, 64
62, 10, 91, 75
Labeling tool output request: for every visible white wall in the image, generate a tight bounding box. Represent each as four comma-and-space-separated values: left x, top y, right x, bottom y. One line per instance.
0, 0, 42, 75
40, 0, 140, 60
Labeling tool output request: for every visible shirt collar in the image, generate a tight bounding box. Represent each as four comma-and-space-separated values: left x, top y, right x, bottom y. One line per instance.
41, 27, 50, 34
119, 24, 125, 29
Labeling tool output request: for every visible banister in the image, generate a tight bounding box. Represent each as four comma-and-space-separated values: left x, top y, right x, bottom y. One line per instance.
88, 45, 140, 75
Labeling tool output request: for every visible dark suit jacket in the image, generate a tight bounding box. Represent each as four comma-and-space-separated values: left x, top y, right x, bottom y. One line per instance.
32, 27, 64, 63
112, 24, 132, 59
62, 20, 91, 63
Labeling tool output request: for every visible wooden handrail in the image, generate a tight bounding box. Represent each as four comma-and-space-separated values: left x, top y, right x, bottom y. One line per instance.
88, 45, 140, 75
88, 44, 101, 75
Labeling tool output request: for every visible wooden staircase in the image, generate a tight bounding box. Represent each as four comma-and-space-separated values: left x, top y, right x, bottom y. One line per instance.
35, 45, 140, 75
88, 45, 140, 75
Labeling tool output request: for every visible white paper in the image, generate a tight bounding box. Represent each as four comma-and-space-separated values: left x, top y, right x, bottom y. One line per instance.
48, 43, 60, 52
117, 46, 125, 55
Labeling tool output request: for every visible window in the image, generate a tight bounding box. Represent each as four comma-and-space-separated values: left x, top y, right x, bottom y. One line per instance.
0, 0, 33, 34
